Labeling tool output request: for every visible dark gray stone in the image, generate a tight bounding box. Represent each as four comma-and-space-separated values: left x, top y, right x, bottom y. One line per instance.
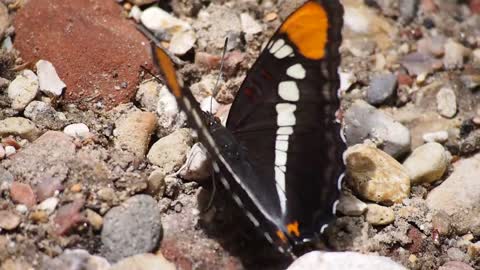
101, 195, 162, 262
344, 100, 411, 158
367, 73, 398, 105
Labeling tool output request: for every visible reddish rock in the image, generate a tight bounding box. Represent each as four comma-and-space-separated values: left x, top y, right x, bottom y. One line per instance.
195, 50, 246, 76
407, 226, 424, 254
10, 182, 36, 208
14, 0, 151, 109
397, 73, 414, 87
53, 198, 85, 235
471, 0, 480, 14
195, 52, 221, 71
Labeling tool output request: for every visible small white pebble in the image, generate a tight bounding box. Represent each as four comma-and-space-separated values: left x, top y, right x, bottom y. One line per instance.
5, 146, 16, 157
129, 5, 142, 22
200, 96, 220, 114
63, 123, 90, 139
423, 131, 449, 143
16, 204, 28, 214
37, 197, 59, 215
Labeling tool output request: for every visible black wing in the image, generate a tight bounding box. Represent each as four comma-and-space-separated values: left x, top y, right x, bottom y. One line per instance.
225, 0, 345, 245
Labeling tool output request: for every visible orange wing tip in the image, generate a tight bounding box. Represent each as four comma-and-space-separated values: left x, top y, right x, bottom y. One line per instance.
280, 2, 329, 60
287, 221, 301, 237
151, 45, 183, 98
276, 230, 288, 243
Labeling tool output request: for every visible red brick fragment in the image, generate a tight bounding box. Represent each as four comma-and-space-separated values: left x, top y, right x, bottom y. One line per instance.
14, 0, 151, 109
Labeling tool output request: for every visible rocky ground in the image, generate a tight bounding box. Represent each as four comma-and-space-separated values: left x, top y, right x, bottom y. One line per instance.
0, 0, 479, 269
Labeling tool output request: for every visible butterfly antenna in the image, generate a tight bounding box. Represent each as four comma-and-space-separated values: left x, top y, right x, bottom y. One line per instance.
140, 65, 166, 84
210, 37, 229, 113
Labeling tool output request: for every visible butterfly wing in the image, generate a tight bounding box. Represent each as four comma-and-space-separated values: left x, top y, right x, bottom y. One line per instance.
225, 0, 345, 244
150, 0, 345, 253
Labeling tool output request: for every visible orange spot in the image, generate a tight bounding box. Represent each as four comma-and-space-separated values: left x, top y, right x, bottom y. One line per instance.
276, 230, 288, 243
280, 2, 328, 60
287, 221, 301, 237
152, 45, 182, 97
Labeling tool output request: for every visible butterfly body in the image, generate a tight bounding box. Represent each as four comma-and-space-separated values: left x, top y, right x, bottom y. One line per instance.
149, 0, 345, 255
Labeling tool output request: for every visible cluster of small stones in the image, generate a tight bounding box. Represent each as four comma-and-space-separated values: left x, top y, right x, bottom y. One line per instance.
0, 0, 479, 270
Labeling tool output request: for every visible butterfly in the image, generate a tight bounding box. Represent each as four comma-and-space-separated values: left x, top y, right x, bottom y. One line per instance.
148, 0, 345, 255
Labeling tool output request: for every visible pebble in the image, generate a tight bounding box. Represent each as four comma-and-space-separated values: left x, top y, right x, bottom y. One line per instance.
366, 73, 398, 105
423, 131, 449, 143
24, 101, 67, 130
63, 123, 90, 139
169, 30, 196, 55
436, 87, 457, 118
41, 249, 111, 270
140, 6, 192, 38
199, 96, 220, 114
287, 251, 407, 270
147, 169, 166, 196
417, 36, 446, 57
97, 187, 117, 203
0, 210, 21, 230
70, 183, 82, 193
345, 144, 410, 204
156, 85, 186, 137
4, 145, 15, 157
101, 195, 162, 262
37, 197, 59, 215
432, 211, 452, 236
7, 69, 39, 111
439, 261, 475, 270
399, 0, 419, 24
10, 182, 37, 208
403, 142, 448, 184
136, 80, 160, 112
339, 72, 357, 93
240, 13, 262, 35
129, 5, 142, 23
344, 100, 411, 158
264, 12, 278, 22
85, 209, 103, 231
336, 194, 367, 216
177, 143, 211, 181
365, 204, 395, 225
0, 117, 40, 141
147, 128, 193, 174
36, 59, 66, 97
400, 52, 441, 76
15, 205, 28, 214
443, 39, 469, 70
30, 210, 49, 223
114, 111, 157, 158
427, 153, 480, 235
110, 253, 176, 270
53, 198, 85, 235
